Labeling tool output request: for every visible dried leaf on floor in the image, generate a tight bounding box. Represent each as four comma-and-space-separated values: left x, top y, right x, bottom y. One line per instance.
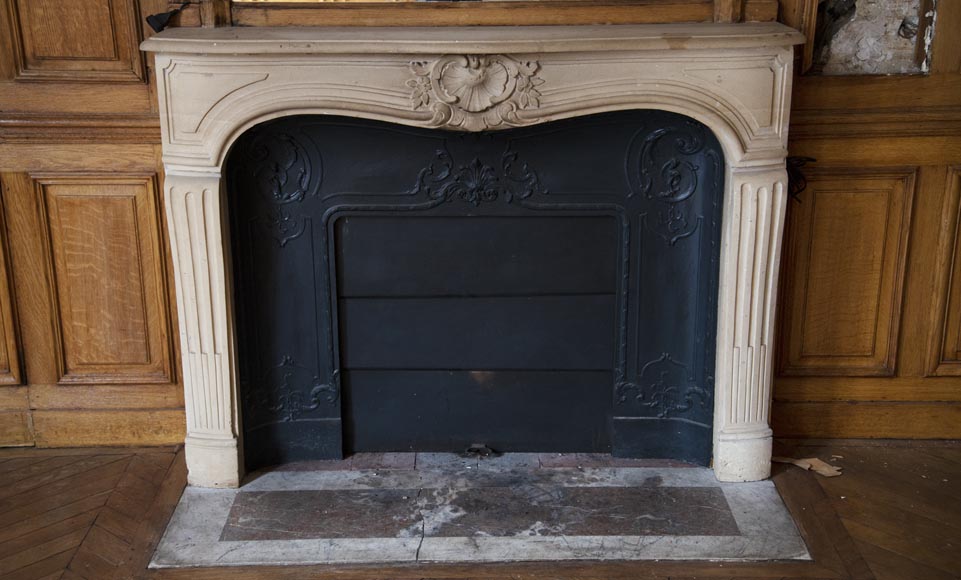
772, 456, 843, 477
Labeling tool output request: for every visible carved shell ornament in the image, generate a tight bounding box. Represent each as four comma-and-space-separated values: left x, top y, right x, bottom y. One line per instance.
408, 55, 544, 131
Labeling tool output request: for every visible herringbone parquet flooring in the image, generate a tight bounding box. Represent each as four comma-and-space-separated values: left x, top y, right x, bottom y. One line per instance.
0, 447, 182, 580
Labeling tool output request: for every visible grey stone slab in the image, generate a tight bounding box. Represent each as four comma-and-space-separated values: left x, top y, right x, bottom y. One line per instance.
240, 466, 720, 492
415, 452, 479, 470
150, 466, 811, 568
417, 534, 812, 562
475, 453, 541, 471
153, 538, 422, 567
221, 490, 423, 540
538, 453, 696, 468
269, 459, 354, 472
351, 452, 416, 470
429, 486, 740, 537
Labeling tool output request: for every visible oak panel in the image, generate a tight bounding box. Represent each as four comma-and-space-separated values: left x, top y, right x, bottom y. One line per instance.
928, 167, 961, 376
28, 384, 182, 410
775, 376, 961, 402
32, 410, 186, 447
0, 410, 30, 446
773, 401, 961, 439
779, 169, 915, 377
6, 0, 145, 83
231, 0, 718, 27
37, 175, 173, 385
0, 183, 22, 386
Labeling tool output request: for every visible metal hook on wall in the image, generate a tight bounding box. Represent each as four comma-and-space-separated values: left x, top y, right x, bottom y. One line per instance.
146, 2, 190, 33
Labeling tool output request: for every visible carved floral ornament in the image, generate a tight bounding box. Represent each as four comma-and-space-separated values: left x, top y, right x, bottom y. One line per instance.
408, 54, 545, 131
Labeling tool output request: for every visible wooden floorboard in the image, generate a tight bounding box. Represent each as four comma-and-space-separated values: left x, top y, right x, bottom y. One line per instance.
1, 441, 959, 579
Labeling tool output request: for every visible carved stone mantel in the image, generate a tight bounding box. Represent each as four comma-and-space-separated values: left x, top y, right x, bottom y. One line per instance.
142, 23, 804, 488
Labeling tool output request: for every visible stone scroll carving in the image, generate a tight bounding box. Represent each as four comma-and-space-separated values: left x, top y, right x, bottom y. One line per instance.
408, 55, 545, 131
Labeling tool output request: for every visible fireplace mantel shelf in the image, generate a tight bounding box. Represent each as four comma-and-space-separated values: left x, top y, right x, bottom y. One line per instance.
142, 23, 804, 488
142, 23, 803, 54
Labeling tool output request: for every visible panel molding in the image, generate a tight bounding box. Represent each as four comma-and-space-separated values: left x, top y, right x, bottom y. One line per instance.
32, 409, 185, 447
773, 401, 961, 439
5, 0, 146, 83
34, 173, 174, 385
778, 168, 916, 377
927, 166, 961, 376
0, 179, 23, 386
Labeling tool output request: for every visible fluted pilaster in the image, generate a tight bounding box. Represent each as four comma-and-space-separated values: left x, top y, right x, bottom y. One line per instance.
713, 166, 788, 481
165, 171, 240, 488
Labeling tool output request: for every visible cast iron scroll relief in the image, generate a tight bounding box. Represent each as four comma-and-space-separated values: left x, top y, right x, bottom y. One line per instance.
615, 353, 710, 419
245, 132, 322, 246
243, 356, 339, 427
628, 122, 708, 245
408, 55, 545, 131
411, 144, 546, 205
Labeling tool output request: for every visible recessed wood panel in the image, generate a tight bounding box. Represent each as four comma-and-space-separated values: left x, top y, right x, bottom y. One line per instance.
928, 167, 961, 375
38, 175, 172, 385
6, 0, 145, 82
0, 410, 31, 446
0, 185, 22, 386
32, 409, 186, 447
779, 169, 915, 377
773, 401, 961, 439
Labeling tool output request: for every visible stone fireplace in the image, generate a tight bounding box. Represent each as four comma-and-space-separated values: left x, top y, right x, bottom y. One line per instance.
142, 23, 804, 488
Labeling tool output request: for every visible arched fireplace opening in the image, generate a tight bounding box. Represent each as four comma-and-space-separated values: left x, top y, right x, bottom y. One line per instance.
224, 111, 725, 473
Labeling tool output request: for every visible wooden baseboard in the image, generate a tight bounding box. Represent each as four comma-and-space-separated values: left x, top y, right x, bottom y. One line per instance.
0, 411, 33, 446
32, 410, 186, 447
773, 401, 961, 439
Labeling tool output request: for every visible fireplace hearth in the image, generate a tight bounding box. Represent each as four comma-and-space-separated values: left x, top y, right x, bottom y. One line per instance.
141, 23, 805, 487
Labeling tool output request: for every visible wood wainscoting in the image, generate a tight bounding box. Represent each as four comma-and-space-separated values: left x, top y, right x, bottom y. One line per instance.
0, 0, 184, 447
0, 0, 959, 447
773, 1, 961, 438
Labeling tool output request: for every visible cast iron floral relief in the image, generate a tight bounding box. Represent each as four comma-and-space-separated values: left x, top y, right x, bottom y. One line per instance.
243, 131, 322, 246
410, 144, 547, 205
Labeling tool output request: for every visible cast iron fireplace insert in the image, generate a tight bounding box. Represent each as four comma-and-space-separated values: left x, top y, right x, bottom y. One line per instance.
226, 110, 724, 472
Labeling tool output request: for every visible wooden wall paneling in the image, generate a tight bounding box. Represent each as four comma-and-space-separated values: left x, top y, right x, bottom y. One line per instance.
0, 141, 184, 446
200, 0, 232, 27
0, 180, 28, 445
773, 401, 961, 439
5, 0, 144, 83
35, 174, 173, 385
0, 184, 22, 387
31, 409, 186, 447
230, 1, 721, 27
930, 0, 961, 74
775, 375, 961, 403
928, 166, 961, 376
0, 173, 34, 446
778, 169, 915, 377
0, 172, 60, 389
713, 0, 744, 22
0, 0, 166, 144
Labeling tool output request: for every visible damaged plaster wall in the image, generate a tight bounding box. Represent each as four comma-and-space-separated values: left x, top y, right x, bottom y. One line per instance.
816, 0, 936, 75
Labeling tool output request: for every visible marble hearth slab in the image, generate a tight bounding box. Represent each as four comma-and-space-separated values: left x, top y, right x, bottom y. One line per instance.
150, 453, 810, 567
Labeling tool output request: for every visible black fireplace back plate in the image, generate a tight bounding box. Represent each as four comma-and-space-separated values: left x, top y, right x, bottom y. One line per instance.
226, 111, 724, 471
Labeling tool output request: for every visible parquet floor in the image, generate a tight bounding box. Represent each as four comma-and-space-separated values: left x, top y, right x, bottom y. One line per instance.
0, 440, 958, 580
0, 446, 184, 580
